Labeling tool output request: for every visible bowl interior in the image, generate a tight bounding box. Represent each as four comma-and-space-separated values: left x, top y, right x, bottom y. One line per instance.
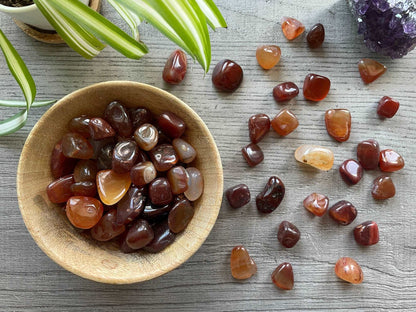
17, 81, 223, 284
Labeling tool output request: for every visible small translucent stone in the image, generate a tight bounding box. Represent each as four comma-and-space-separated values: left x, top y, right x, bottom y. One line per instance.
271, 109, 299, 136
68, 115, 91, 138
372, 176, 395, 200
378, 96, 399, 118
91, 209, 125, 241
125, 219, 154, 250
116, 186, 146, 225
168, 198, 194, 233
47, 174, 75, 204
184, 167, 204, 201
96, 169, 131, 205
130, 161, 157, 187
358, 58, 387, 84
142, 200, 172, 221
273, 82, 299, 102
212, 59, 243, 92
149, 177, 173, 206
256, 176, 285, 213
256, 45, 281, 69
379, 149, 405, 172
172, 138, 197, 163
335, 257, 363, 284
167, 166, 189, 195
66, 196, 103, 229
325, 109, 351, 142
271, 262, 294, 290
303, 193, 329, 217
357, 139, 380, 170
248, 114, 270, 144
277, 221, 300, 248
50, 140, 76, 179
104, 101, 133, 137
73, 159, 98, 182
134, 123, 159, 151
163, 49, 187, 84
354, 221, 379, 246
158, 112, 186, 138
303, 73, 331, 101
112, 140, 139, 174
88, 117, 116, 140
61, 133, 94, 159
281, 17, 305, 40
143, 221, 175, 253
329, 200, 357, 225
149, 144, 178, 172
230, 245, 257, 280
226, 184, 251, 209
339, 159, 363, 185
242, 143, 264, 167
307, 23, 325, 48
129, 107, 152, 129
294, 145, 334, 171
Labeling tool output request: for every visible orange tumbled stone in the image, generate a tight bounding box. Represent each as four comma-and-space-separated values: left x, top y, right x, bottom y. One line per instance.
271, 262, 294, 290
303, 73, 331, 101
96, 169, 131, 205
295, 144, 334, 171
358, 58, 387, 84
325, 109, 351, 142
230, 245, 257, 280
379, 149, 405, 172
66, 196, 103, 229
335, 257, 363, 284
271, 109, 299, 136
256, 45, 281, 69
281, 17, 305, 40
303, 193, 329, 217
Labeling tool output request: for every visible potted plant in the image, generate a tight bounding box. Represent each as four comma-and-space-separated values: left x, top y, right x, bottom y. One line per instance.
0, 0, 227, 135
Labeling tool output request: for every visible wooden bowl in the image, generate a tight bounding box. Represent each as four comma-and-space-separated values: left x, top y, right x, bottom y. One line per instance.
17, 81, 223, 284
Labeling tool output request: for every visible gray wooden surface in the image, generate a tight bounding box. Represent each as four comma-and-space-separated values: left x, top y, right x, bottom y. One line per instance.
1, 0, 416, 311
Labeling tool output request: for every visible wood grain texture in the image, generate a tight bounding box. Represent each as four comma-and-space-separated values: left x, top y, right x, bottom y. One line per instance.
1, 0, 416, 310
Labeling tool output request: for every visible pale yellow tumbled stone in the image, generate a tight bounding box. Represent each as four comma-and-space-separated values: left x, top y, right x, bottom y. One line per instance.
294, 144, 334, 171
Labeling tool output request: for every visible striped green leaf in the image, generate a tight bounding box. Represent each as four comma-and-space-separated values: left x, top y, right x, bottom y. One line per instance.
107, 0, 142, 41
34, 0, 106, 59
0, 110, 27, 136
195, 0, 227, 29
45, 0, 148, 59
0, 100, 56, 108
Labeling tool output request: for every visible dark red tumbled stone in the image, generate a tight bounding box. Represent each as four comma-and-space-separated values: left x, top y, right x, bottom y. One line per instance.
158, 112, 186, 139
144, 221, 176, 253
242, 143, 264, 167
212, 59, 243, 92
354, 221, 379, 246
273, 82, 299, 102
372, 176, 395, 200
256, 176, 285, 213
339, 159, 363, 185
226, 184, 251, 208
328, 200, 357, 225
307, 23, 325, 48
149, 177, 173, 206
303, 73, 330, 101
149, 144, 178, 172
357, 139, 380, 170
163, 49, 187, 84
88, 117, 116, 140
377, 96, 399, 118
248, 114, 270, 144
50, 140, 77, 179
104, 101, 133, 138
277, 221, 300, 248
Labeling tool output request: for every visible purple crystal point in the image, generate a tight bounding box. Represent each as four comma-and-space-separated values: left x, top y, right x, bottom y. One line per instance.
348, 0, 416, 58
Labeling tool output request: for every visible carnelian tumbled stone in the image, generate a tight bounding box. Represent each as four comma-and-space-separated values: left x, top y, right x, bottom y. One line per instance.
281, 17, 305, 40
163, 49, 187, 84
335, 257, 363, 284
91, 209, 125, 241
273, 82, 299, 102
329, 200, 357, 225
303, 193, 329, 217
354, 221, 379, 246
372, 176, 395, 200
271, 262, 294, 290
96, 170, 131, 205
357, 139, 380, 170
307, 23, 325, 49
66, 196, 103, 229
277, 221, 300, 248
256, 176, 285, 213
226, 184, 251, 209
242, 143, 264, 167
379, 149, 404, 172
61, 133, 94, 159
271, 109, 299, 136
248, 114, 270, 144
212, 59, 243, 92
256, 45, 281, 69
50, 140, 76, 179
325, 109, 351, 142
358, 58, 387, 84
378, 96, 399, 118
230, 245, 257, 280
294, 145, 334, 171
47, 174, 75, 204
339, 159, 363, 185
303, 73, 331, 101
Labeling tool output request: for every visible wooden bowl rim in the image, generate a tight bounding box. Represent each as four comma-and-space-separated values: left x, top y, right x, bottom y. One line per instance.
16, 81, 223, 284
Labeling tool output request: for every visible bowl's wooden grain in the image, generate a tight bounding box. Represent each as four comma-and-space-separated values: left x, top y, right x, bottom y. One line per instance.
17, 81, 223, 284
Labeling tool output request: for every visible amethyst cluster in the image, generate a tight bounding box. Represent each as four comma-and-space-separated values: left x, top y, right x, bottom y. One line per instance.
348, 0, 416, 58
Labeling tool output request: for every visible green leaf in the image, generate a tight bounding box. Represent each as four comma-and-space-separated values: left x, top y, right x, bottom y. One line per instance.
0, 110, 27, 136
115, 0, 211, 71
0, 29, 35, 110
107, 0, 142, 41
34, 0, 106, 59
195, 0, 227, 29
0, 100, 56, 108
45, 0, 148, 59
